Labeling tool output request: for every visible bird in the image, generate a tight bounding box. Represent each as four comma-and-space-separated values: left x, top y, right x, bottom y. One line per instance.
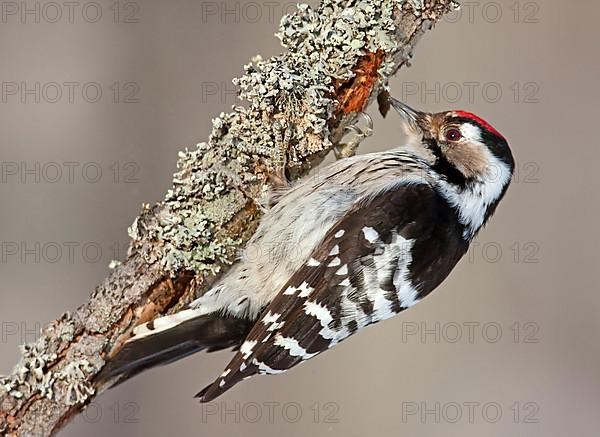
96, 97, 515, 402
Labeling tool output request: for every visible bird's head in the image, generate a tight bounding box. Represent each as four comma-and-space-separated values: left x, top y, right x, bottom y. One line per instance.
390, 97, 515, 185
390, 97, 515, 237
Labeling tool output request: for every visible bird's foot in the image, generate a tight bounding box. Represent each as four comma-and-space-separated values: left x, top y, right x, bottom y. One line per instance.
334, 112, 374, 159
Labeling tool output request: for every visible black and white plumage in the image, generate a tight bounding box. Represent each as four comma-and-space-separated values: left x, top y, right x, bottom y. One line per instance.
97, 99, 515, 402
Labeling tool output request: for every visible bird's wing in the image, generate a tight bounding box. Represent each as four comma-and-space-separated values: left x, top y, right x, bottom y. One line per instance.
197, 181, 455, 402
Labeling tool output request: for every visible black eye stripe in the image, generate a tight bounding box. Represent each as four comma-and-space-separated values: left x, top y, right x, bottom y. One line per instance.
426, 139, 468, 188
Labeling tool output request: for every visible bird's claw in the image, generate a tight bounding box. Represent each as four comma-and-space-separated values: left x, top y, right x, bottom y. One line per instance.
335, 112, 374, 159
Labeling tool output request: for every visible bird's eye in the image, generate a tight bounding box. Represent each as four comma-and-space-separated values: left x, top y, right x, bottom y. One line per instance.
445, 128, 462, 142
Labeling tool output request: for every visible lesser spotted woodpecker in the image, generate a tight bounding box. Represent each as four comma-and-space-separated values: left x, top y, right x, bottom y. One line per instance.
97, 98, 515, 402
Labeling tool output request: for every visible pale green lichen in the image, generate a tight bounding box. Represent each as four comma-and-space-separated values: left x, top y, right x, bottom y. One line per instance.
128, 0, 454, 275
0, 340, 58, 401
108, 259, 122, 269
55, 360, 95, 406
0, 325, 104, 409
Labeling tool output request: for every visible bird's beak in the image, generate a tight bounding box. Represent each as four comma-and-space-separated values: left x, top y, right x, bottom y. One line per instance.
388, 96, 431, 140
388, 97, 421, 126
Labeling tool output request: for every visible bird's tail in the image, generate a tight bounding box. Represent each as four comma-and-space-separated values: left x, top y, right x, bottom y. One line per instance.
95, 310, 253, 389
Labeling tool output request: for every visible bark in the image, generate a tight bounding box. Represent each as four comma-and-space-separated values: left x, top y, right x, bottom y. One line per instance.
0, 1, 455, 435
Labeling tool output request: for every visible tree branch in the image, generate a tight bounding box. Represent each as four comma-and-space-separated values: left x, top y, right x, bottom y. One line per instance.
0, 1, 455, 435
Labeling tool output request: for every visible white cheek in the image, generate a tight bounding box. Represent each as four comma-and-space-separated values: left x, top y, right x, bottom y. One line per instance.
460, 124, 482, 142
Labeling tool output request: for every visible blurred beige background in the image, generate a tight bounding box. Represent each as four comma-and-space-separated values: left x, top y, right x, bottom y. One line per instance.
1, 1, 599, 436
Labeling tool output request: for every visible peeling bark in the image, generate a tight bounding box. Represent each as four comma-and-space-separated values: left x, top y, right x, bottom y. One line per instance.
0, 1, 455, 435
